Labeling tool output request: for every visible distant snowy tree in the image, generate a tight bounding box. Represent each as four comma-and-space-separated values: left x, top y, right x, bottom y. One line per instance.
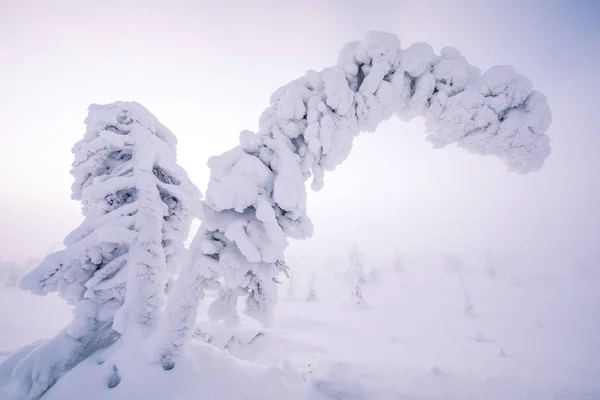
484, 254, 498, 278
284, 256, 298, 300
443, 254, 463, 274
443, 255, 474, 316
349, 244, 366, 304
306, 269, 317, 302
286, 270, 298, 301
393, 250, 405, 274
1, 102, 200, 399
0, 260, 19, 288
350, 244, 367, 284
0, 258, 38, 288
160, 30, 552, 364
459, 275, 475, 317
368, 268, 380, 283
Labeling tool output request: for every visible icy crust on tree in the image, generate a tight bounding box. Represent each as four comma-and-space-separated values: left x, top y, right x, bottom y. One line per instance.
165, 30, 551, 354
12, 102, 200, 399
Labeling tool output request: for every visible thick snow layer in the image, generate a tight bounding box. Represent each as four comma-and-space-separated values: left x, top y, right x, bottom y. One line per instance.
1, 257, 597, 399
38, 342, 312, 400
164, 31, 552, 357
8, 102, 201, 399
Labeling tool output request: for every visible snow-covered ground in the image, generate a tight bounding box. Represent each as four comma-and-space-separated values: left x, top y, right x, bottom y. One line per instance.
1, 255, 598, 399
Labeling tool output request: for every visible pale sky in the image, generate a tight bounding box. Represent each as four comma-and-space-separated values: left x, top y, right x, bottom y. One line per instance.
1, 0, 599, 268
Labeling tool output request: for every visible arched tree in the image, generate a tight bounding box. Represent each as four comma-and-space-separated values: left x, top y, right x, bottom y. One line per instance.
5, 102, 200, 399
154, 31, 552, 367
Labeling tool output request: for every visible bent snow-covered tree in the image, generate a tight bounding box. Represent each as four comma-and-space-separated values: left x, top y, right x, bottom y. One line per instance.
3, 102, 200, 399
156, 31, 552, 365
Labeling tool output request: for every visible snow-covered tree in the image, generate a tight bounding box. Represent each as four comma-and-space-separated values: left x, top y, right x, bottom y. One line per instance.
459, 275, 475, 317
348, 244, 366, 305
158, 31, 552, 365
0, 260, 19, 288
393, 250, 405, 274
484, 253, 498, 278
286, 270, 298, 301
443, 254, 463, 274
306, 269, 317, 302
0, 259, 34, 289
2, 102, 200, 399
367, 268, 380, 283
206, 287, 243, 326
443, 255, 475, 316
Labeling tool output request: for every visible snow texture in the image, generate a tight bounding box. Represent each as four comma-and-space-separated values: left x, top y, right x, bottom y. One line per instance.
161, 31, 552, 363
6, 102, 200, 399
3, 252, 596, 400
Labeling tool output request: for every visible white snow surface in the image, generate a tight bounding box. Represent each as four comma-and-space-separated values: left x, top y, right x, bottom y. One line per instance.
1, 255, 598, 399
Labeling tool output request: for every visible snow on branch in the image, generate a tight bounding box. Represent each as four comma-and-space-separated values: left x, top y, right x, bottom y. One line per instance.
159, 31, 552, 364
13, 102, 200, 398
23, 102, 201, 332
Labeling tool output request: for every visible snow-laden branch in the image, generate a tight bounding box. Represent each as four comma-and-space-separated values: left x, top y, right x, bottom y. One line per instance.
14, 102, 201, 397
156, 31, 552, 365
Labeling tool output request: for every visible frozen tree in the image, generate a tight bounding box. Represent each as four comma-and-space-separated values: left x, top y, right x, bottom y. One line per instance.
0, 260, 21, 288
159, 31, 552, 365
443, 254, 463, 274
0, 260, 20, 288
0, 259, 38, 289
368, 268, 380, 283
349, 244, 366, 304
284, 256, 298, 300
393, 250, 405, 274
286, 270, 298, 300
484, 253, 498, 278
459, 275, 475, 317
306, 269, 317, 302
1, 102, 200, 399
443, 255, 474, 316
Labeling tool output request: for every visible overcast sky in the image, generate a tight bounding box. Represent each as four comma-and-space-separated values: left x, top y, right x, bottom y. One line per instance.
1, 0, 599, 268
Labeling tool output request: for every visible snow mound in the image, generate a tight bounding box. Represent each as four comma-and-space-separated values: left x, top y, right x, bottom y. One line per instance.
1, 341, 316, 400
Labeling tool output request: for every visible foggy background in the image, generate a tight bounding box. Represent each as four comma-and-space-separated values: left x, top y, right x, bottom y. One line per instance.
1, 0, 599, 272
